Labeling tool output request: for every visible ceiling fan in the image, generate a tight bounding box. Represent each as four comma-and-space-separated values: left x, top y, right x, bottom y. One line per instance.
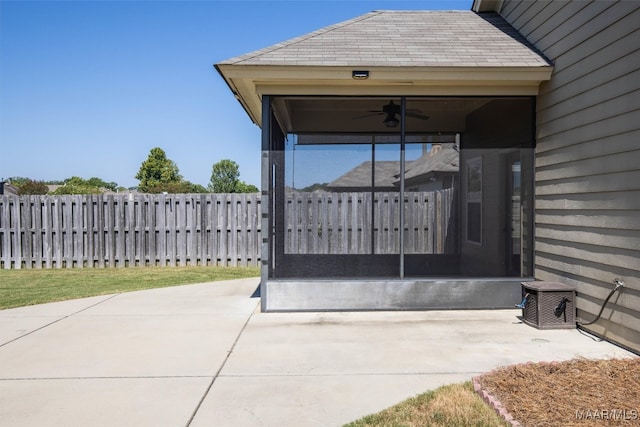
355, 100, 430, 128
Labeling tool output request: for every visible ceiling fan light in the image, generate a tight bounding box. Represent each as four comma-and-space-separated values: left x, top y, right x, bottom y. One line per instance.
384, 115, 399, 128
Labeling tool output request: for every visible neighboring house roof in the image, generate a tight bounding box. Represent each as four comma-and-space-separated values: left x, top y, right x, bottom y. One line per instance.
221, 11, 550, 68
0, 182, 19, 195
327, 145, 459, 191
327, 160, 410, 191
216, 10, 553, 126
401, 144, 459, 185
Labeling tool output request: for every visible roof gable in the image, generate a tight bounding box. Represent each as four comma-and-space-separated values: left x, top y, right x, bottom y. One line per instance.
220, 11, 551, 68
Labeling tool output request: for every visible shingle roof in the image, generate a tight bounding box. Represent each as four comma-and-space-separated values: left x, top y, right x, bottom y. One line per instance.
327, 161, 409, 190
220, 11, 551, 68
404, 145, 459, 181
327, 145, 460, 190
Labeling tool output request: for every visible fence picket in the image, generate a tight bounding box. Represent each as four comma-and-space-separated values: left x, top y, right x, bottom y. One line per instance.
238, 195, 245, 266
1, 189, 454, 269
41, 196, 52, 268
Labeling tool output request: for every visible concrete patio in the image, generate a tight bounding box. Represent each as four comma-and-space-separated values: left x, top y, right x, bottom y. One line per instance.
0, 278, 635, 427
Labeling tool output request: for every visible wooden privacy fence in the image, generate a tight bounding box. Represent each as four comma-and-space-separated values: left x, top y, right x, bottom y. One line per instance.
0, 189, 456, 269
284, 188, 457, 255
0, 193, 261, 269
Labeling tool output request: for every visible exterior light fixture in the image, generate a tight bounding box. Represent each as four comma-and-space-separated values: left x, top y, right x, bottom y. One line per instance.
384, 115, 399, 128
352, 70, 369, 80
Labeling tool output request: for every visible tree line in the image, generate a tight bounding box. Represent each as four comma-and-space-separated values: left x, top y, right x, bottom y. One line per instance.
4, 147, 258, 195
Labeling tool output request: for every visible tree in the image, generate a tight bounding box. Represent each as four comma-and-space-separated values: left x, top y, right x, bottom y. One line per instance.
187, 182, 208, 193
208, 159, 258, 193
17, 179, 49, 195
52, 176, 103, 195
236, 181, 259, 193
141, 181, 208, 194
7, 177, 30, 187
135, 147, 183, 193
209, 159, 240, 193
301, 182, 328, 192
86, 177, 118, 192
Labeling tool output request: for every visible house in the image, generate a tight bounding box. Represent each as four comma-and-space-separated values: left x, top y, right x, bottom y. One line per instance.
326, 160, 408, 192
0, 181, 19, 195
216, 0, 640, 354
327, 142, 459, 192
400, 143, 459, 192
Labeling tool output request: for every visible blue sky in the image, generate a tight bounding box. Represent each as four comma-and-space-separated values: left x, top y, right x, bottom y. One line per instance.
1, 0, 472, 189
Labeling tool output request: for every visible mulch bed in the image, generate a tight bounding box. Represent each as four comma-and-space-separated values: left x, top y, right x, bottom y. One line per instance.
474, 358, 640, 427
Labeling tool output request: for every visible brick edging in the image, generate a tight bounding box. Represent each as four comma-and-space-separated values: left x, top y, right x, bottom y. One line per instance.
472, 376, 522, 427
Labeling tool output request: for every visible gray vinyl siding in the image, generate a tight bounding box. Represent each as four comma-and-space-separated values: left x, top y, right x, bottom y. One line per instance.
500, 0, 640, 353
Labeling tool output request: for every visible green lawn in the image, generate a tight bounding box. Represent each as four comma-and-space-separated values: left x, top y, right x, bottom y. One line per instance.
0, 266, 260, 309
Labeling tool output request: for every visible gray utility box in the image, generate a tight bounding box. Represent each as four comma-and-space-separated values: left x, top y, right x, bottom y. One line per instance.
521, 281, 576, 329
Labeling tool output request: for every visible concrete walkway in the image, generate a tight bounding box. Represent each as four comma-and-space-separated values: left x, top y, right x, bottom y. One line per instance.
0, 278, 635, 427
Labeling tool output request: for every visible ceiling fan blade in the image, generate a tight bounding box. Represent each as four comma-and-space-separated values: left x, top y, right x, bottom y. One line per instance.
353, 112, 385, 119
406, 111, 430, 120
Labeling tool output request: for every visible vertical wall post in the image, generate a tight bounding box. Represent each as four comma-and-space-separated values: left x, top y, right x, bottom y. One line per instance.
399, 97, 406, 279
260, 95, 271, 312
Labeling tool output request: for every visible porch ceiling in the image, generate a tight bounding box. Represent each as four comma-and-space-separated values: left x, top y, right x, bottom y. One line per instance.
215, 10, 553, 127
271, 97, 494, 134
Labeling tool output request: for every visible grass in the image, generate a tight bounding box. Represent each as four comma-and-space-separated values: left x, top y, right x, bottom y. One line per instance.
344, 382, 508, 427
0, 266, 260, 310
